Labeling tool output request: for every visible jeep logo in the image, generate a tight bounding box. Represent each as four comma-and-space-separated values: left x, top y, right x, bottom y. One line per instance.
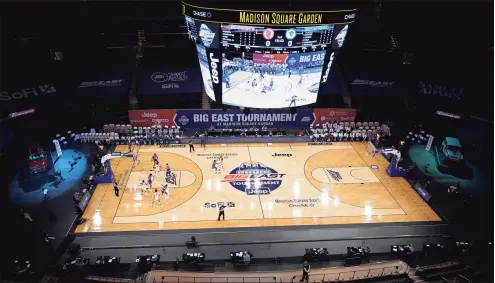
142, 112, 158, 118
321, 52, 334, 83
209, 53, 220, 84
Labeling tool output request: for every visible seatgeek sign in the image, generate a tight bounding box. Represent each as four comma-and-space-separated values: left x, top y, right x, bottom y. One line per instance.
137, 68, 202, 95
128, 109, 315, 129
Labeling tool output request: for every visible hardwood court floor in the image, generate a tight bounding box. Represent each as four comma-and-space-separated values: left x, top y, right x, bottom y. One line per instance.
75, 143, 440, 233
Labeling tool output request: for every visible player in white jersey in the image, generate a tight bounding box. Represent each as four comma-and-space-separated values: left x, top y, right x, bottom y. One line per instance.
154, 162, 160, 176
245, 77, 252, 92
217, 156, 224, 171
151, 189, 161, 206
297, 75, 303, 87
140, 180, 149, 195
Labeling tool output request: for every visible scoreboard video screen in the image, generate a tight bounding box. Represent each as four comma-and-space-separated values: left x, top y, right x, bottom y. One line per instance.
183, 1, 356, 108
221, 25, 334, 49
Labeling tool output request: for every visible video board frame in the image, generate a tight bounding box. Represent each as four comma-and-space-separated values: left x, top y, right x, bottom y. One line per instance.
183, 1, 356, 108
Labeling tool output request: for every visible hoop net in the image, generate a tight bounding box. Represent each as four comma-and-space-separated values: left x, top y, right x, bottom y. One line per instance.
366, 141, 377, 157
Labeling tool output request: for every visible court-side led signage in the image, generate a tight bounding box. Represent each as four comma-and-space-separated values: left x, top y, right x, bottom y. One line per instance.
8, 108, 36, 119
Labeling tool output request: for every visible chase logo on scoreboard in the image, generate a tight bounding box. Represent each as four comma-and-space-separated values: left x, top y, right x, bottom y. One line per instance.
222, 162, 285, 195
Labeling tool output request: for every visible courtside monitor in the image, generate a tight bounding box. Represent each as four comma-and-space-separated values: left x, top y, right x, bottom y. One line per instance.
183, 0, 356, 108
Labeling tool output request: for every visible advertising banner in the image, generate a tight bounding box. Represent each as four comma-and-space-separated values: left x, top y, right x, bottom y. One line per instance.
285, 51, 326, 69
253, 53, 288, 65
196, 44, 216, 101
8, 108, 36, 119
348, 78, 396, 96
313, 108, 356, 123
205, 48, 223, 99
128, 109, 177, 128
182, 2, 357, 26
137, 67, 202, 95
77, 72, 130, 97
416, 80, 464, 101
174, 109, 315, 129
0, 84, 57, 103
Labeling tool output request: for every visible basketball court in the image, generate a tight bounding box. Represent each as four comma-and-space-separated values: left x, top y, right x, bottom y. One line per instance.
75, 142, 441, 233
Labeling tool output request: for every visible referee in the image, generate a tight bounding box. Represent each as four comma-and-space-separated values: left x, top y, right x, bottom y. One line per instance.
217, 204, 226, 221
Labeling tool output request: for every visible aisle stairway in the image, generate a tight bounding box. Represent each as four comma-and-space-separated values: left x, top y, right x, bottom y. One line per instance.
334, 62, 352, 108
201, 88, 210, 109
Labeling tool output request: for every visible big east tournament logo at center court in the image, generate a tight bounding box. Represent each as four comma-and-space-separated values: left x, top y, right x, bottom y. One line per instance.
222, 162, 285, 195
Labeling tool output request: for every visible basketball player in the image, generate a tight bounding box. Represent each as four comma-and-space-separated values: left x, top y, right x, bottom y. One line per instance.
212, 160, 218, 173
189, 140, 195, 153
289, 94, 297, 107
148, 173, 154, 188
297, 75, 303, 87
161, 183, 169, 200
166, 163, 171, 178
155, 162, 160, 176
218, 156, 224, 171
152, 153, 159, 166
140, 180, 149, 195
133, 154, 140, 167
261, 84, 267, 95
151, 189, 161, 207
226, 76, 231, 88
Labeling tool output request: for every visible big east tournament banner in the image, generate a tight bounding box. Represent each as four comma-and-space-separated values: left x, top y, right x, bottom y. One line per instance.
252, 51, 326, 69
129, 109, 315, 129
137, 68, 203, 95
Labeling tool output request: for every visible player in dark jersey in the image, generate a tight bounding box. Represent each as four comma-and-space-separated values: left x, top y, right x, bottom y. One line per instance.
225, 76, 230, 88
289, 94, 297, 107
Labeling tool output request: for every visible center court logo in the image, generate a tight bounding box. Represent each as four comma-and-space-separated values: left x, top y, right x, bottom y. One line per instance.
327, 169, 342, 182
222, 162, 286, 195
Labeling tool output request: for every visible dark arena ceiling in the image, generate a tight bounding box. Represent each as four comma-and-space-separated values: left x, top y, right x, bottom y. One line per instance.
0, 1, 491, 83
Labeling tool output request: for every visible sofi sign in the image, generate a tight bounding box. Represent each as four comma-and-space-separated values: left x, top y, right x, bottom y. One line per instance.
0, 84, 57, 102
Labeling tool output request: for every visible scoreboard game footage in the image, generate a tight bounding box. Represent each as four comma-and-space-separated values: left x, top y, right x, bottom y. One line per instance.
183, 1, 356, 108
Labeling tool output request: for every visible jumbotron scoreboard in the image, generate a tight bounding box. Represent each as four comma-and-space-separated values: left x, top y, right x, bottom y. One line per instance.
182, 0, 357, 108
221, 25, 334, 50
